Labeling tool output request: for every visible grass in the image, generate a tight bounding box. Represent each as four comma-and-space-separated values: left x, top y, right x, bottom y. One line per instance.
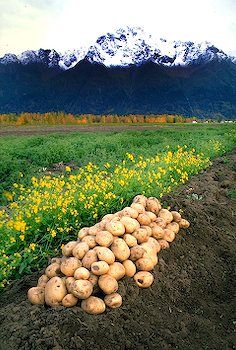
0, 123, 235, 288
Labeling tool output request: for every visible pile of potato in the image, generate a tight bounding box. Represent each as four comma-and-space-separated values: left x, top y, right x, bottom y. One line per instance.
28, 196, 190, 314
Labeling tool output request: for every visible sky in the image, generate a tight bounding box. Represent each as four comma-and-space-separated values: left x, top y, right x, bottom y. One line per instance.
0, 0, 235, 57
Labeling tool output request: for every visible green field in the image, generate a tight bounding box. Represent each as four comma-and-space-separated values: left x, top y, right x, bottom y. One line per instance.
0, 123, 235, 288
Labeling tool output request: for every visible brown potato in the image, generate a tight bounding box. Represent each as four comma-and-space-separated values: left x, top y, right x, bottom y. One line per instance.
123, 233, 138, 247
146, 197, 161, 214
77, 227, 89, 240
81, 296, 106, 314
72, 242, 89, 259
105, 220, 126, 236
88, 226, 100, 236
143, 252, 158, 266
141, 226, 152, 237
179, 219, 190, 229
137, 213, 151, 226
149, 223, 165, 239
158, 239, 170, 250
102, 213, 114, 221
82, 249, 98, 269
122, 207, 139, 219
95, 221, 106, 231
50, 257, 62, 264
146, 211, 157, 222
132, 194, 147, 206
123, 260, 136, 277
120, 216, 140, 233
65, 277, 76, 293
108, 262, 126, 280
95, 247, 115, 265
74, 267, 90, 280
88, 273, 98, 286
95, 231, 113, 247
130, 245, 145, 261
62, 294, 78, 307
37, 274, 49, 288
163, 229, 175, 242
130, 202, 146, 214
158, 209, 173, 224
45, 277, 67, 306
132, 228, 149, 243
147, 237, 161, 253
45, 262, 61, 278
171, 211, 182, 222
71, 279, 93, 299
60, 257, 81, 276
91, 261, 110, 275
136, 257, 154, 271
82, 235, 97, 249
155, 217, 167, 228
134, 271, 154, 288
62, 241, 78, 257
166, 222, 180, 234
98, 274, 118, 294
104, 293, 122, 308
111, 238, 130, 261
28, 287, 45, 305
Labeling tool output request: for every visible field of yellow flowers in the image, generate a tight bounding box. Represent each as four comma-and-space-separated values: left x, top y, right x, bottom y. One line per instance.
0, 124, 235, 288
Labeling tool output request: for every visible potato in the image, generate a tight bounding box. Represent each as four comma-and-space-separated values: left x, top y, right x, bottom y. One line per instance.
137, 213, 151, 226
147, 237, 161, 253
133, 194, 147, 206
72, 242, 89, 259
28, 287, 45, 305
149, 223, 165, 239
155, 217, 167, 229
123, 233, 138, 247
179, 219, 190, 229
140, 242, 156, 256
95, 231, 113, 247
105, 220, 125, 236
77, 227, 89, 240
108, 262, 126, 280
37, 274, 49, 288
120, 216, 140, 233
166, 222, 180, 234
130, 202, 145, 214
102, 213, 114, 221
134, 271, 154, 288
111, 238, 130, 261
82, 235, 97, 249
158, 209, 173, 224
122, 207, 139, 219
171, 211, 182, 222
104, 293, 122, 308
98, 274, 118, 294
91, 261, 110, 275
95, 247, 115, 265
62, 241, 78, 257
132, 228, 149, 243
81, 296, 106, 315
62, 294, 78, 307
95, 221, 106, 231
45, 262, 61, 278
141, 225, 152, 237
143, 252, 158, 266
88, 273, 98, 286
50, 257, 62, 264
158, 239, 170, 250
146, 197, 162, 214
163, 229, 175, 243
65, 277, 76, 293
82, 249, 98, 269
146, 211, 157, 222
130, 245, 145, 261
74, 267, 90, 280
71, 279, 93, 299
123, 260, 136, 277
136, 257, 154, 271
45, 277, 67, 306
88, 226, 100, 236
60, 257, 81, 276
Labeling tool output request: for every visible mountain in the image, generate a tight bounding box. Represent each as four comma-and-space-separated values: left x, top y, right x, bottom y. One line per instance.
0, 26, 235, 118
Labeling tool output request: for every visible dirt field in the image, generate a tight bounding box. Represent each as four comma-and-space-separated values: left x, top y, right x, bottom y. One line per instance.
0, 150, 235, 350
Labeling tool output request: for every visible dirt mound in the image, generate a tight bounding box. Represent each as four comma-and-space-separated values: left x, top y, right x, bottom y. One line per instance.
0, 151, 235, 350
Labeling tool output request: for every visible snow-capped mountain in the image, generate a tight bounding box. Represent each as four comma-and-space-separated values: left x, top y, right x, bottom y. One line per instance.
0, 26, 233, 69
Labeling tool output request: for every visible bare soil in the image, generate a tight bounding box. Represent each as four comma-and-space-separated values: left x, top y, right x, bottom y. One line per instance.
0, 150, 235, 350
